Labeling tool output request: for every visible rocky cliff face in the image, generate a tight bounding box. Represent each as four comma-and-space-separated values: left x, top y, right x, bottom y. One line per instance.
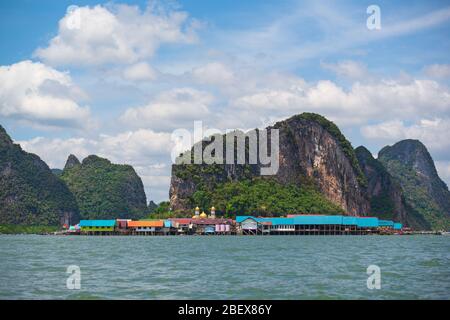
170, 113, 370, 215
378, 140, 450, 230
61, 154, 148, 220
64, 154, 81, 170
355, 146, 429, 229
0, 125, 79, 226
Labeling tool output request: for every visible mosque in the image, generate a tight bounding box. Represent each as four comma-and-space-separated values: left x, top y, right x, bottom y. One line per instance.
192, 206, 216, 219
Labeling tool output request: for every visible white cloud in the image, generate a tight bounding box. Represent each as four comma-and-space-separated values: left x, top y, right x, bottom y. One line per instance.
230, 78, 450, 126
123, 62, 157, 81
34, 3, 200, 67
97, 129, 173, 165
18, 137, 93, 168
19, 129, 173, 168
121, 87, 214, 131
134, 166, 171, 204
435, 161, 450, 187
361, 118, 450, 153
191, 62, 234, 85
424, 64, 450, 79
0, 60, 91, 128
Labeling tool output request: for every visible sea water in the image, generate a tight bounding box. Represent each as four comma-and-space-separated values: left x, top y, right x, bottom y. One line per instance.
0, 235, 449, 299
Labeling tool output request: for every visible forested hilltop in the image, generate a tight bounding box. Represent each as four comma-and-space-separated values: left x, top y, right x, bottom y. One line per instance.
1, 112, 449, 231
169, 113, 450, 230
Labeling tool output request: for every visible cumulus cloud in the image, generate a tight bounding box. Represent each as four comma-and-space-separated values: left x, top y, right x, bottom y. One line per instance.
424, 64, 450, 79
34, 3, 200, 67
361, 118, 450, 154
191, 62, 234, 85
231, 78, 450, 126
122, 62, 157, 82
19, 129, 173, 168
120, 87, 214, 131
0, 60, 91, 128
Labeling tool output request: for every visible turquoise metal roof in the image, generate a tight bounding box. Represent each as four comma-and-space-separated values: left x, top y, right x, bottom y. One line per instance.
236, 216, 252, 223
379, 220, 394, 227
356, 217, 379, 228
164, 220, 172, 228
79, 220, 116, 227
342, 216, 358, 225
293, 215, 344, 225
238, 215, 346, 225
393, 223, 403, 230
236, 216, 258, 223
263, 217, 295, 225
236, 216, 267, 223
236, 215, 386, 228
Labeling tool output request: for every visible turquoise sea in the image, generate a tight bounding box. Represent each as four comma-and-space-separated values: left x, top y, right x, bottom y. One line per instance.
0, 235, 449, 299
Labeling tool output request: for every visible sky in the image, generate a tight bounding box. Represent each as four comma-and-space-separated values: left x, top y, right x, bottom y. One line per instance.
1, 0, 450, 203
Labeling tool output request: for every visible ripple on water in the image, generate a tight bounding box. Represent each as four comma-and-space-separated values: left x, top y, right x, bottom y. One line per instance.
0, 235, 449, 299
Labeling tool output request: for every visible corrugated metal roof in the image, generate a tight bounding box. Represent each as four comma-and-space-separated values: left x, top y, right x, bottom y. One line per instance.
79, 220, 116, 227
128, 220, 164, 228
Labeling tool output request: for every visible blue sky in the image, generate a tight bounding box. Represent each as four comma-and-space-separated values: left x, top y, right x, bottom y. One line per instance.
1, 0, 450, 202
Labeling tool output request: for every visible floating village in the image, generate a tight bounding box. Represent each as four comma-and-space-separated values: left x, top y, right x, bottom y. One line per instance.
60, 206, 406, 236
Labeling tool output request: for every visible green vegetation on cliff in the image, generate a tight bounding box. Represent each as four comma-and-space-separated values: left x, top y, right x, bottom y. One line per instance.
61, 155, 148, 220
187, 178, 344, 217
355, 146, 396, 218
379, 140, 450, 230
0, 125, 79, 226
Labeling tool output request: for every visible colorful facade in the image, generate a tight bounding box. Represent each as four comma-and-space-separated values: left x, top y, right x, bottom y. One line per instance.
127, 220, 165, 234
79, 220, 116, 234
74, 213, 403, 236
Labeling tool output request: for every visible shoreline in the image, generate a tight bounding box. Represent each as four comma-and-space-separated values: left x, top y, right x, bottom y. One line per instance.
0, 231, 446, 236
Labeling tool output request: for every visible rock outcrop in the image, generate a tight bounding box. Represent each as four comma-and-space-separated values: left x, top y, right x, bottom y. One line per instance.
378, 140, 450, 230
63, 154, 81, 171
355, 146, 429, 229
61, 154, 148, 220
0, 125, 79, 226
170, 113, 370, 215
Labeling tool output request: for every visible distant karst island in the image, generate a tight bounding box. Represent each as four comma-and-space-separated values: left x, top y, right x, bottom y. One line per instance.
1, 113, 449, 234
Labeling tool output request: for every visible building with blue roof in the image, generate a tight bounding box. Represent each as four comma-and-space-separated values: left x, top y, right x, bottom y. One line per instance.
393, 223, 403, 230
378, 220, 395, 227
79, 220, 116, 234
236, 214, 402, 235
